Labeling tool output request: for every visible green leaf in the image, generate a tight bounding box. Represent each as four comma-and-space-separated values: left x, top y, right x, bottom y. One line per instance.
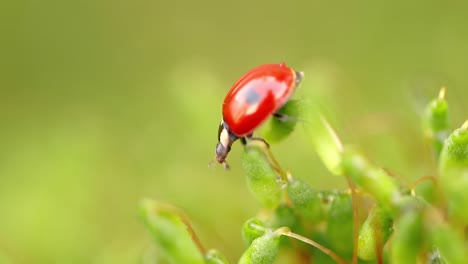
302, 102, 343, 175
238, 231, 281, 264
341, 149, 401, 211
242, 218, 267, 246
390, 197, 425, 264
139, 199, 205, 264
242, 140, 283, 208
286, 177, 325, 223
261, 100, 301, 143
326, 192, 354, 257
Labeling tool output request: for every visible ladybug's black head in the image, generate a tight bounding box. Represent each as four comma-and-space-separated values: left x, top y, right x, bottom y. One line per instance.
214, 120, 237, 170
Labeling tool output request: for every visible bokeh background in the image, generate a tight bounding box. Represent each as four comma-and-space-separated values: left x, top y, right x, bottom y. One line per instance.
1, 0, 467, 263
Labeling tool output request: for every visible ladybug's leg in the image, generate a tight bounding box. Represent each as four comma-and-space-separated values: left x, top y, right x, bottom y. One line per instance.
245, 134, 270, 148
240, 137, 247, 145
273, 113, 298, 123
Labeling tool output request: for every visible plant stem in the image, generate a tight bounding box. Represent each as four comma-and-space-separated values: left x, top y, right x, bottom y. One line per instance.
409, 175, 438, 196
156, 203, 207, 254
346, 176, 359, 264
277, 227, 348, 264
248, 139, 288, 182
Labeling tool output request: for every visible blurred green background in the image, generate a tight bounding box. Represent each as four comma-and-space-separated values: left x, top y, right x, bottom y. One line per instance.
0, 0, 467, 263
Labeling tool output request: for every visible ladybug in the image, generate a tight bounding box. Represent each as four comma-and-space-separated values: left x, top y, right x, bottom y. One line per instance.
213, 62, 304, 169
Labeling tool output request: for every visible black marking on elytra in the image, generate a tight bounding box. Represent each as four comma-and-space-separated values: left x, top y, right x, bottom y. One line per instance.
245, 88, 261, 104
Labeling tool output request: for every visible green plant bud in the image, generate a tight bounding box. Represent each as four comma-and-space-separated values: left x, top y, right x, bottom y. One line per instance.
341, 149, 401, 210
326, 192, 354, 256
262, 100, 301, 143
266, 204, 299, 230
413, 179, 438, 204
390, 198, 425, 264
286, 177, 324, 223
139, 199, 205, 264
302, 102, 343, 175
242, 141, 283, 208
205, 249, 230, 264
430, 224, 467, 264
439, 121, 468, 222
357, 205, 393, 261
238, 231, 281, 264
424, 87, 450, 158
242, 218, 267, 246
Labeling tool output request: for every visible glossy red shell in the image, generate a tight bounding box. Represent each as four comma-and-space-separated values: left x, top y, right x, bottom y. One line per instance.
222, 62, 299, 136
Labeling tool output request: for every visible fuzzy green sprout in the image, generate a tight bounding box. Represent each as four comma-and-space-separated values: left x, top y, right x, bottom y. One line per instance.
439, 120, 468, 223
141, 88, 467, 263
139, 200, 206, 264
358, 205, 393, 261
139, 200, 229, 264
424, 87, 450, 159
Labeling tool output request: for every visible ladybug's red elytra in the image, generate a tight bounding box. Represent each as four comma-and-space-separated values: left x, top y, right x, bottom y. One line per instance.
213, 62, 304, 169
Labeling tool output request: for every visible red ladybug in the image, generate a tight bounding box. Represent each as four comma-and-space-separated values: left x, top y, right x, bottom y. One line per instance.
214, 62, 304, 169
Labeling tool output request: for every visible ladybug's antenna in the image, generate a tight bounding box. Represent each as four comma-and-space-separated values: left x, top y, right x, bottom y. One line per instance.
208, 158, 230, 170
